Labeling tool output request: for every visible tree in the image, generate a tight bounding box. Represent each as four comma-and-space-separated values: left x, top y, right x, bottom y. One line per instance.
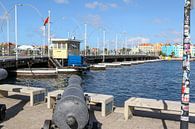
170, 51, 175, 58
159, 51, 166, 57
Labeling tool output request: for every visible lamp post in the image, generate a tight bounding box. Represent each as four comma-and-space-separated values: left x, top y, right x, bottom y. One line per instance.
180, 0, 193, 129
15, 4, 19, 60
14, 4, 44, 59
103, 30, 106, 62
0, 1, 9, 56
115, 34, 118, 55
84, 23, 87, 56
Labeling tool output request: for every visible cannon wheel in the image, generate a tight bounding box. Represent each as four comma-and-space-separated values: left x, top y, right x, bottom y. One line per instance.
0, 104, 6, 121
42, 120, 51, 129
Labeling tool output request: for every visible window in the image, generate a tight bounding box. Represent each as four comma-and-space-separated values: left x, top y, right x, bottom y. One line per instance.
61, 43, 66, 49
53, 44, 57, 49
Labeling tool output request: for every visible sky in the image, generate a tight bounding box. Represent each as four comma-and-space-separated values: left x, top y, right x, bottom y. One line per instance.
0, 0, 194, 49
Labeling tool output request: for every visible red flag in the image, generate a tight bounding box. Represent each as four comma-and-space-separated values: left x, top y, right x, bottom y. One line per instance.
44, 17, 49, 26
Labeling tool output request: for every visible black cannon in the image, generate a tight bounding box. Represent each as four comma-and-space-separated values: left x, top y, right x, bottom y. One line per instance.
0, 104, 6, 121
42, 75, 100, 129
0, 68, 8, 80
0, 69, 7, 121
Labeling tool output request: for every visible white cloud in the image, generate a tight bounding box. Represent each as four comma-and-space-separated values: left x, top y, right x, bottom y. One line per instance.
85, 1, 98, 9
82, 14, 103, 27
0, 13, 8, 21
85, 1, 118, 10
128, 37, 150, 44
152, 18, 169, 25
155, 29, 182, 43
53, 0, 69, 4
123, 0, 130, 4
123, 0, 135, 4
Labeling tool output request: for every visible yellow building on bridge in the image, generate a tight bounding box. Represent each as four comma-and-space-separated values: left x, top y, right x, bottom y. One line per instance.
51, 38, 81, 59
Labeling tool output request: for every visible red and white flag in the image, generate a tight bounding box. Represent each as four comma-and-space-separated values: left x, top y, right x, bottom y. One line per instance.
44, 17, 49, 26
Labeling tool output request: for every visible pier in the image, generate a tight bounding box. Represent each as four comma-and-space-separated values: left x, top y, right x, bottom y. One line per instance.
1, 95, 195, 129
0, 0, 195, 129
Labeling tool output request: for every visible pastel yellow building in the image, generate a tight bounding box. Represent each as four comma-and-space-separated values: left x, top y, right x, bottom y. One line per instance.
153, 43, 163, 55
51, 38, 81, 59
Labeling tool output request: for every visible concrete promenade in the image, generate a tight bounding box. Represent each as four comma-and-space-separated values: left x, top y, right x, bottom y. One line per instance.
0, 95, 195, 129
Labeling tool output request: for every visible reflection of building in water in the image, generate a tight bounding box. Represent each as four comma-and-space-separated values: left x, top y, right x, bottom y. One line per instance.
51, 38, 81, 66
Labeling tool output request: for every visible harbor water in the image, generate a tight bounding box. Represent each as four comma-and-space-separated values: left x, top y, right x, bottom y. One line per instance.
82, 61, 195, 106
2, 61, 195, 107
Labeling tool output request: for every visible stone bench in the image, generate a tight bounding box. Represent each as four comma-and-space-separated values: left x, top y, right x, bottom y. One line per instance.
124, 97, 195, 120
47, 90, 64, 109
84, 92, 114, 117
47, 90, 114, 117
0, 84, 46, 106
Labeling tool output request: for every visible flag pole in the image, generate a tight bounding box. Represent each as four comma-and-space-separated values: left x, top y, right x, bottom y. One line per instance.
180, 0, 192, 129
44, 25, 46, 56
48, 10, 51, 58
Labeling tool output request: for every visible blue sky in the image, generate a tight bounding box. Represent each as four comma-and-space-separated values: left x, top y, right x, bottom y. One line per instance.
0, 0, 194, 49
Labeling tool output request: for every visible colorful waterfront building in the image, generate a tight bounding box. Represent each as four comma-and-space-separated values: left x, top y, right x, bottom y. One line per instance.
162, 43, 195, 58
173, 43, 183, 57
191, 44, 195, 57
161, 44, 173, 56
138, 43, 154, 54
153, 43, 163, 55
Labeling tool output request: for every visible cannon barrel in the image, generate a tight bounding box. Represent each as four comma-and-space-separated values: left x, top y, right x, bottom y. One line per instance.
52, 75, 89, 129
0, 69, 8, 81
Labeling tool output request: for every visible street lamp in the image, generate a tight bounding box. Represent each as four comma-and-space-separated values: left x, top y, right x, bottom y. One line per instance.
0, 1, 9, 56
103, 30, 106, 62
84, 23, 87, 56
14, 4, 44, 60
115, 34, 118, 55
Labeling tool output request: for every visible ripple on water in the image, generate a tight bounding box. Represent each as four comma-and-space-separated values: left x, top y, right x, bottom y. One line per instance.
83, 61, 195, 107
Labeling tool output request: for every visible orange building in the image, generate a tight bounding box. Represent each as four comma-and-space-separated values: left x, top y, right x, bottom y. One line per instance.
138, 43, 154, 54
138, 43, 163, 55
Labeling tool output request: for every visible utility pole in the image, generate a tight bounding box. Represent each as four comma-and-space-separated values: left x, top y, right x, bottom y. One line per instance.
180, 0, 193, 129
84, 23, 87, 56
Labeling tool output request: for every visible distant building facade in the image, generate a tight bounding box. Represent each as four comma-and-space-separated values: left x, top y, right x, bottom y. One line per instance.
138, 43, 162, 55
138, 43, 154, 54
0, 42, 16, 55
161, 43, 195, 58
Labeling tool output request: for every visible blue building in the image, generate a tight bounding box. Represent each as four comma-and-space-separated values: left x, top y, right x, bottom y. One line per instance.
161, 44, 183, 57
161, 44, 174, 56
